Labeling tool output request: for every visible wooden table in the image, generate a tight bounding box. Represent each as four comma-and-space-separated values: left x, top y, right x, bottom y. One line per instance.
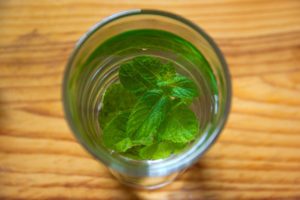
1, 0, 300, 199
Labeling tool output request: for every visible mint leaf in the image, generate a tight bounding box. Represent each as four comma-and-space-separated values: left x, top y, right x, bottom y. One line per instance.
119, 56, 176, 94
158, 106, 199, 143
123, 146, 143, 159
100, 56, 200, 160
157, 62, 176, 81
99, 83, 137, 128
158, 75, 198, 103
172, 142, 187, 154
170, 75, 198, 100
139, 142, 174, 160
139, 141, 188, 160
126, 90, 170, 145
115, 137, 133, 152
102, 112, 130, 151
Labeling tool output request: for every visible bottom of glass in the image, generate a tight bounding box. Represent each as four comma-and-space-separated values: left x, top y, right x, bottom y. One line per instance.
110, 168, 185, 189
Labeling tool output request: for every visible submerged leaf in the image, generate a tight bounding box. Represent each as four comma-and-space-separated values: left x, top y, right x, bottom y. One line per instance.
100, 56, 200, 160
99, 83, 137, 128
102, 112, 130, 151
158, 106, 199, 143
126, 90, 170, 145
139, 142, 172, 160
119, 56, 176, 94
158, 75, 198, 103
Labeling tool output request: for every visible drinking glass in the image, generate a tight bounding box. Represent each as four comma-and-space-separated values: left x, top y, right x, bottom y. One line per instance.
63, 9, 231, 189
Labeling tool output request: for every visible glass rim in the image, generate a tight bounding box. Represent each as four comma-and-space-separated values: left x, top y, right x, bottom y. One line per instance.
63, 9, 232, 177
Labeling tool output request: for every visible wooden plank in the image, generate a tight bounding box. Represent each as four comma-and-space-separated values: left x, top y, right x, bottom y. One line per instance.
0, 0, 300, 199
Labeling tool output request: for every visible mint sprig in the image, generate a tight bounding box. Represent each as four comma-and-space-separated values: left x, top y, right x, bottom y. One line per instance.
99, 56, 199, 160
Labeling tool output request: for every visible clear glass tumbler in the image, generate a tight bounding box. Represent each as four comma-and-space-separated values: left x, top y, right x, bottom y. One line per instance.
63, 9, 231, 189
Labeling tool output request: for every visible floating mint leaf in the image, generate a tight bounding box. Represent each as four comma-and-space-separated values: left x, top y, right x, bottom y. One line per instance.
99, 83, 137, 128
158, 106, 199, 143
126, 90, 170, 145
99, 56, 200, 160
123, 146, 144, 160
158, 75, 198, 104
172, 142, 187, 154
115, 137, 133, 152
157, 62, 176, 81
119, 56, 176, 95
102, 112, 130, 151
170, 75, 198, 100
139, 142, 174, 160
139, 141, 187, 160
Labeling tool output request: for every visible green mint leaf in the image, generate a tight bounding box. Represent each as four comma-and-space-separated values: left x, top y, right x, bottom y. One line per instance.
157, 62, 176, 81
115, 137, 133, 152
99, 83, 137, 128
126, 90, 170, 145
139, 142, 174, 160
170, 75, 198, 100
158, 75, 198, 103
123, 146, 144, 160
100, 56, 200, 160
158, 106, 199, 143
119, 56, 176, 94
102, 112, 131, 151
139, 141, 188, 160
173, 142, 188, 154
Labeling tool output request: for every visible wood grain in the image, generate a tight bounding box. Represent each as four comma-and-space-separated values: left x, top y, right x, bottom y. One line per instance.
1, 0, 300, 199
